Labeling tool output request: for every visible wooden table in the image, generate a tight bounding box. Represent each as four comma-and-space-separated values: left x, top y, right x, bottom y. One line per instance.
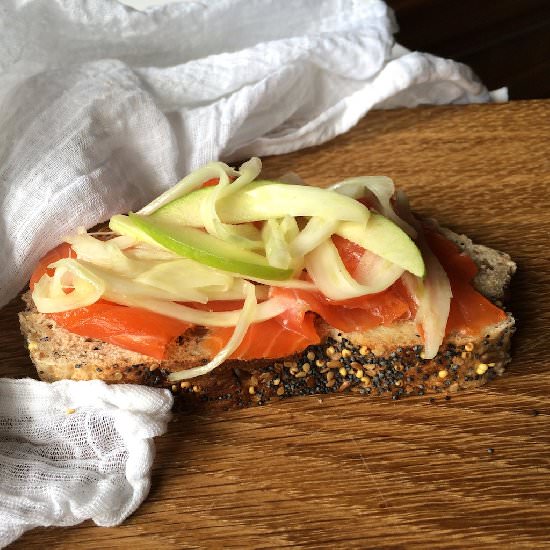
2, 100, 549, 549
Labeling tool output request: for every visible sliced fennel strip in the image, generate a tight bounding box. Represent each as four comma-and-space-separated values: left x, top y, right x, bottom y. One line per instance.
290, 217, 338, 257
65, 232, 155, 277
304, 239, 402, 301
395, 189, 452, 359
101, 291, 288, 327
280, 215, 300, 242
402, 242, 452, 360
82, 260, 271, 306
200, 157, 263, 248
206, 283, 269, 302
241, 275, 315, 290
78, 260, 211, 303
262, 218, 293, 269
167, 282, 258, 382
134, 259, 234, 291
329, 176, 416, 238
354, 249, 404, 289
200, 164, 233, 239
32, 259, 105, 313
138, 161, 239, 215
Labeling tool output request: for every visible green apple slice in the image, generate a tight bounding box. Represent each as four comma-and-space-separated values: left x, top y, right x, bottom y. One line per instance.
150, 180, 369, 226
335, 213, 425, 277
109, 214, 293, 280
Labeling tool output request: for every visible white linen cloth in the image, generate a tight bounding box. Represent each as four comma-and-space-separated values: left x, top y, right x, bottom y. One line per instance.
0, 0, 503, 308
0, 0, 505, 546
0, 378, 173, 548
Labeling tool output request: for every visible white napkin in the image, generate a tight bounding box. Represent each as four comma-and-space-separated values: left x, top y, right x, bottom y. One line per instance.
0, 0, 503, 309
0, 378, 173, 548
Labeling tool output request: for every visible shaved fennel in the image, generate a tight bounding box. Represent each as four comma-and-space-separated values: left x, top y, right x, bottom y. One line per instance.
135, 259, 234, 292
105, 291, 287, 327
65, 232, 154, 277
205, 280, 270, 301
124, 244, 182, 261
354, 249, 404, 289
402, 248, 452, 360
290, 217, 338, 257
32, 157, 442, 376
33, 259, 105, 313
330, 176, 416, 238
395, 188, 452, 358
200, 157, 262, 249
138, 161, 239, 215
108, 235, 137, 250
201, 157, 263, 248
305, 239, 401, 301
79, 261, 210, 303
280, 215, 300, 242
167, 282, 258, 381
262, 218, 293, 270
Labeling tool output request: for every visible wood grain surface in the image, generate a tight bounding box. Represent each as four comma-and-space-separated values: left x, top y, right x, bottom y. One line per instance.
2, 100, 549, 549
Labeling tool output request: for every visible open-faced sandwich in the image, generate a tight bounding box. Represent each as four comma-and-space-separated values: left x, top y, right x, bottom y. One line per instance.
20, 158, 516, 408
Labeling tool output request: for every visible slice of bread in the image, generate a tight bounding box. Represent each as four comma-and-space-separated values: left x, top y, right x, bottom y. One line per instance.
19, 224, 516, 410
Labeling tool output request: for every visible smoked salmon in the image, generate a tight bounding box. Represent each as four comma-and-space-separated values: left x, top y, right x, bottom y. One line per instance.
30, 243, 190, 360
30, 231, 507, 361
424, 228, 508, 335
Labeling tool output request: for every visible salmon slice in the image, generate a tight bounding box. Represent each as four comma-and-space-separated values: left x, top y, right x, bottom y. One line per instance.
30, 243, 190, 360
194, 300, 320, 360
424, 229, 507, 335
50, 301, 190, 360
30, 228, 508, 361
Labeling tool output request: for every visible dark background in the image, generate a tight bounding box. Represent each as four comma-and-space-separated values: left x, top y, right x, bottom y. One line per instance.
388, 0, 550, 99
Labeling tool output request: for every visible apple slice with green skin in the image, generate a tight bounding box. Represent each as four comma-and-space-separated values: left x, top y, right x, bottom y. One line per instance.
335, 213, 425, 277
150, 180, 369, 227
109, 214, 294, 280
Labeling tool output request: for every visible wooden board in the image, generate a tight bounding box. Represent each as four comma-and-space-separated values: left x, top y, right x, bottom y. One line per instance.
2, 99, 549, 549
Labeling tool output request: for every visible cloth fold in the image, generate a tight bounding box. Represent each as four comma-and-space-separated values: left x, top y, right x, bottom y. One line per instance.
0, 0, 501, 309
0, 378, 173, 548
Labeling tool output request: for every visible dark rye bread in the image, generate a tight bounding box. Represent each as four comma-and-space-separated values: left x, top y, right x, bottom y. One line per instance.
19, 223, 516, 410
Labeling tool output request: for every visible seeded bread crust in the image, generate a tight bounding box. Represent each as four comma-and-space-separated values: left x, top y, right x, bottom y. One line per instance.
19, 226, 516, 409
